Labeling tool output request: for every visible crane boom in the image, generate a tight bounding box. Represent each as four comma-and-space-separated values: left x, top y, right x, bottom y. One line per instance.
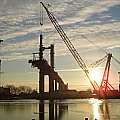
40, 2, 98, 90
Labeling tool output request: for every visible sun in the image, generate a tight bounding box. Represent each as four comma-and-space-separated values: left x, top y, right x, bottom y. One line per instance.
90, 68, 101, 82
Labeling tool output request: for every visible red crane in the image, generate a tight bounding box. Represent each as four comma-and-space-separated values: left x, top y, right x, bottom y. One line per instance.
99, 53, 117, 97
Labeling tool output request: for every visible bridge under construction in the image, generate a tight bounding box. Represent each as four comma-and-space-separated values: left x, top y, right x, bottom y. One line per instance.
29, 34, 68, 100
0, 2, 120, 120
0, 2, 120, 100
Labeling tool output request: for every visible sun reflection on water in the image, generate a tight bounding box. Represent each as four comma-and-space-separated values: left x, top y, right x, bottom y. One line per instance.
89, 98, 102, 120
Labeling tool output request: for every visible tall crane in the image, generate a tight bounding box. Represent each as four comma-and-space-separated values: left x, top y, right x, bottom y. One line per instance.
99, 54, 114, 96
40, 2, 99, 91
99, 53, 120, 97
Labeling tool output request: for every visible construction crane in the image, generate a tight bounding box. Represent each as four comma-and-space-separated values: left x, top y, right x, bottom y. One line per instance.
40, 2, 120, 97
98, 53, 114, 97
99, 53, 120, 98
40, 2, 99, 91
88, 53, 118, 97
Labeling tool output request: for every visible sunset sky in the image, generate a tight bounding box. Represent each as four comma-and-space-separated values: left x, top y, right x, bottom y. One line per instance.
0, 0, 120, 91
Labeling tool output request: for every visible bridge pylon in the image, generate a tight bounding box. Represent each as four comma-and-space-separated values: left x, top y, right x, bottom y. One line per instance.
28, 34, 68, 100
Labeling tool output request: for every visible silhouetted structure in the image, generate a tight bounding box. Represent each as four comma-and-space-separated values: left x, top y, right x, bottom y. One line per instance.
0, 87, 10, 99
29, 34, 68, 100
38, 100, 68, 120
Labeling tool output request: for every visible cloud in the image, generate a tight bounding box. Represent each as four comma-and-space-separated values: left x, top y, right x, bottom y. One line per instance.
1, 0, 120, 90
106, 46, 120, 58
49, 0, 120, 26
0, 0, 120, 62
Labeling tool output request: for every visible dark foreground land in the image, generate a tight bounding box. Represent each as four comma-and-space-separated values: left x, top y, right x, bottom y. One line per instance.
0, 86, 120, 100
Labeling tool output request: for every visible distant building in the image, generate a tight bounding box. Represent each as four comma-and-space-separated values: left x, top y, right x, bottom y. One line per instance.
0, 87, 10, 99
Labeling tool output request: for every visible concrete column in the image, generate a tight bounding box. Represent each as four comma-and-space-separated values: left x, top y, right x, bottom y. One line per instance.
39, 70, 44, 100
49, 76, 54, 98
39, 100, 44, 120
39, 34, 44, 100
49, 100, 54, 120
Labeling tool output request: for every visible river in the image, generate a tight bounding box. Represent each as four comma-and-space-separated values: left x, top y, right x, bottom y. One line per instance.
0, 99, 120, 120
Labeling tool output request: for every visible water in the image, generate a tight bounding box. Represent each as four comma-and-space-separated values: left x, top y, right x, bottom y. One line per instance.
0, 99, 120, 120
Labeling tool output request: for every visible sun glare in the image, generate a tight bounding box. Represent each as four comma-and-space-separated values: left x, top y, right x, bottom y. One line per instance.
90, 69, 101, 82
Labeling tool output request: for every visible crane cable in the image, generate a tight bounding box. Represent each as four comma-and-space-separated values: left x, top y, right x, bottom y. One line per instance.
88, 55, 107, 68
80, 34, 107, 54
112, 56, 120, 65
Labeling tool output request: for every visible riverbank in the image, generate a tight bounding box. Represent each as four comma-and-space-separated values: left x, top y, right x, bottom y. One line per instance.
0, 90, 120, 100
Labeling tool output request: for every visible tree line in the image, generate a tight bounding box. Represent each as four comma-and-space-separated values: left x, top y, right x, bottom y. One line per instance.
0, 85, 38, 99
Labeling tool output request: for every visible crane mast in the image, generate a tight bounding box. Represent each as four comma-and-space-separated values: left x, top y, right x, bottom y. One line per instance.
100, 53, 115, 96
40, 2, 99, 91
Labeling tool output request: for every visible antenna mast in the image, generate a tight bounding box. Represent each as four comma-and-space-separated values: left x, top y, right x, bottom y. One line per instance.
0, 39, 3, 87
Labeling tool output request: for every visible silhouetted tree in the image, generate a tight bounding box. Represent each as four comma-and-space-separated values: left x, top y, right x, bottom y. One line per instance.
6, 85, 17, 94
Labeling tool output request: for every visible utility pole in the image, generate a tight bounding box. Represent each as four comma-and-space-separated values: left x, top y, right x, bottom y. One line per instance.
118, 72, 120, 92
0, 39, 3, 87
